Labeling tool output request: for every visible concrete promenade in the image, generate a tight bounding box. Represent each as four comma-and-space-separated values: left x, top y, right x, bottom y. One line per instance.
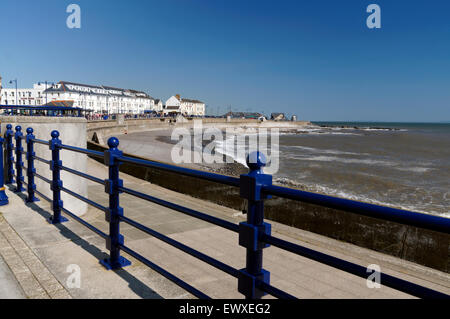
0, 254, 25, 298
0, 158, 449, 298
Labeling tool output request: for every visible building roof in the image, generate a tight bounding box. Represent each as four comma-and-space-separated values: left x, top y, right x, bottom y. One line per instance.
44, 100, 75, 107
102, 85, 125, 91
127, 89, 151, 97
61, 81, 103, 89
43, 81, 152, 99
181, 98, 204, 104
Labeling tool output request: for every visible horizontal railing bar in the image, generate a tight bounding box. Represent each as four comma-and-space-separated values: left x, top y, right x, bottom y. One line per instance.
60, 144, 104, 159
119, 244, 210, 299
33, 188, 108, 239
16, 164, 28, 173
34, 172, 51, 184
263, 185, 450, 234
119, 155, 240, 187
261, 234, 449, 299
120, 215, 240, 278
60, 185, 107, 212
31, 138, 49, 146
257, 281, 297, 299
61, 206, 108, 239
60, 165, 105, 185
34, 188, 52, 202
12, 147, 27, 154
119, 186, 239, 233
33, 156, 50, 165
12, 148, 27, 155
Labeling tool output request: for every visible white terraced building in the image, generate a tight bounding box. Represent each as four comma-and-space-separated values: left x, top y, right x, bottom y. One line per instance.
0, 82, 49, 106
40, 81, 155, 114
164, 94, 205, 116
0, 80, 160, 114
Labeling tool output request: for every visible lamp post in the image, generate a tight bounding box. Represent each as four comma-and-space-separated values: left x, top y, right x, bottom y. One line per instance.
83, 92, 86, 118
86, 92, 92, 118
9, 79, 17, 105
0, 125, 9, 206
38, 81, 52, 105
106, 92, 111, 116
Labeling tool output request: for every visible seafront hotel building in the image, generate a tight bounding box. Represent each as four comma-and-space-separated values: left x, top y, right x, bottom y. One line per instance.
0, 81, 163, 114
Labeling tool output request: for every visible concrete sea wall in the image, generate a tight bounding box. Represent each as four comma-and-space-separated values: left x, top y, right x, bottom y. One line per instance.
88, 139, 449, 273
87, 117, 311, 145
1, 116, 88, 216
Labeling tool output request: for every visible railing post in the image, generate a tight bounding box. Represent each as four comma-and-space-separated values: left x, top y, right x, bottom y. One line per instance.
238, 151, 272, 299
14, 126, 25, 193
4, 124, 15, 185
0, 125, 9, 206
25, 128, 39, 203
48, 130, 68, 224
100, 137, 131, 270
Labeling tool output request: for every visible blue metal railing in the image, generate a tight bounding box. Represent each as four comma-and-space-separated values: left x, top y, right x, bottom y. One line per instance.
2, 123, 450, 299
0, 105, 84, 117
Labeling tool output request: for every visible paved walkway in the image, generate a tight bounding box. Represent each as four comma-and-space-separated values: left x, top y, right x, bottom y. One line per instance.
0, 158, 449, 298
0, 214, 71, 299
0, 254, 25, 299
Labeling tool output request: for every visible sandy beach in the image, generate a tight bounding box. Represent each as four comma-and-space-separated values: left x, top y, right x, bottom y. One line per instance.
113, 121, 310, 177
116, 128, 249, 176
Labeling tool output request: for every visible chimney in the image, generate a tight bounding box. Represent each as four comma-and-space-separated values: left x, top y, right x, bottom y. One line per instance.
175, 94, 180, 100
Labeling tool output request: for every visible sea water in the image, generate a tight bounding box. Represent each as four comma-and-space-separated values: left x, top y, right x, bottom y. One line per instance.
216, 122, 450, 217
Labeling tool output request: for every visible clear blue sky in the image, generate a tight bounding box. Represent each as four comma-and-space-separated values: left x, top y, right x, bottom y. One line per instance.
1, 0, 449, 121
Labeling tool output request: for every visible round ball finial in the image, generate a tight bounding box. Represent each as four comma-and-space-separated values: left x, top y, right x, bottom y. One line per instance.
26, 127, 33, 134
15, 125, 22, 131
246, 151, 267, 171
107, 137, 119, 149
51, 130, 59, 138
6, 124, 12, 130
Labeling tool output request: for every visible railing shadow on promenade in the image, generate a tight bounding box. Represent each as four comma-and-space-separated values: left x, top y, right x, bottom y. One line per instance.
1, 123, 449, 299
5, 184, 163, 299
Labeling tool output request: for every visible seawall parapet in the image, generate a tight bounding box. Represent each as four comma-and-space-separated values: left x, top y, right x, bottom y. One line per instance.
1, 116, 88, 216
87, 117, 311, 145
